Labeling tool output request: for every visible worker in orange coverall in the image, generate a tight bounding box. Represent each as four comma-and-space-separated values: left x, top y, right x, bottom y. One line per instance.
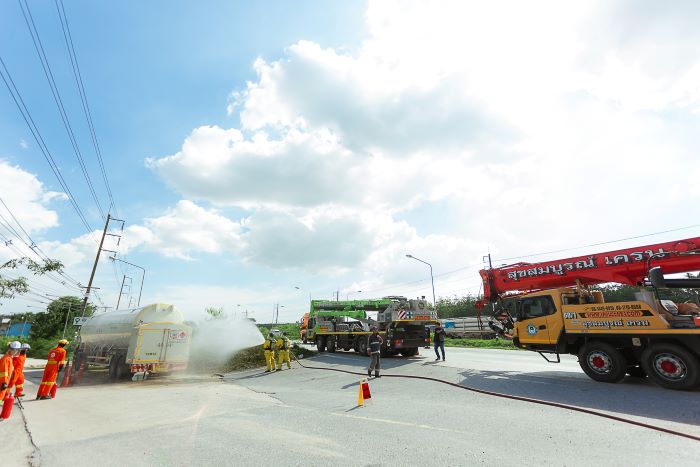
36, 339, 68, 400
10, 343, 30, 397
1, 341, 20, 401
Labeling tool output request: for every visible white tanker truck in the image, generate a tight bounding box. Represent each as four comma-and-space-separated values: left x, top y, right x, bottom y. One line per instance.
75, 303, 192, 379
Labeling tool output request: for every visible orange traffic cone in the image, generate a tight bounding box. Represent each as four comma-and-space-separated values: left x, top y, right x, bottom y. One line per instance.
361, 379, 372, 401
357, 380, 364, 407
60, 362, 72, 388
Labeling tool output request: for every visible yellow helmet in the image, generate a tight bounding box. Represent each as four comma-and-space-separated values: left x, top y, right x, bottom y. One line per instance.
58, 339, 69, 345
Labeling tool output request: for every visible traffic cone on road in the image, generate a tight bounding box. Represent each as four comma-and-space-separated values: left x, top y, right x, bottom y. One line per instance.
361, 379, 372, 401
357, 379, 364, 407
60, 361, 72, 388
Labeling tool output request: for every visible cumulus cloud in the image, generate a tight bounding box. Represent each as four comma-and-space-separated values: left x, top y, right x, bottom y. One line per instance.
141, 0, 700, 280
0, 161, 64, 243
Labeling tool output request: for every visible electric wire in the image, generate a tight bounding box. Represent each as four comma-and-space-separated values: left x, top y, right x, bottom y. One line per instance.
54, 0, 117, 217
0, 56, 95, 237
18, 0, 105, 220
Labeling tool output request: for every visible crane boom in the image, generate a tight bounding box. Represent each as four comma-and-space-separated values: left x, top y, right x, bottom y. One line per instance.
479, 236, 700, 304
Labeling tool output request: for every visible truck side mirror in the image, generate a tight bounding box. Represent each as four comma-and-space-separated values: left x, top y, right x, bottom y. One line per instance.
648, 266, 666, 289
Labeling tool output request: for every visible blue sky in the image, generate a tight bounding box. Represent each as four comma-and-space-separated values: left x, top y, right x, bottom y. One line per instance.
1, 0, 700, 322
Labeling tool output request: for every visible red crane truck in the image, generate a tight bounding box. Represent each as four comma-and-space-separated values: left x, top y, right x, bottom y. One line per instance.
478, 237, 700, 390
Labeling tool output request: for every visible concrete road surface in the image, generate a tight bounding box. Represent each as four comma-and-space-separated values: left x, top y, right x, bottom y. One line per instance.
7, 347, 700, 466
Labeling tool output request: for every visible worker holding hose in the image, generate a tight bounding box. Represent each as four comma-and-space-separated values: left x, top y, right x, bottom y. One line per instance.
36, 339, 68, 400
263, 332, 276, 372
10, 343, 29, 398
276, 332, 292, 370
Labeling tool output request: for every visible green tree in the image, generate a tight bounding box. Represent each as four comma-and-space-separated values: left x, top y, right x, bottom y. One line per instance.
205, 306, 225, 320
31, 296, 94, 339
435, 294, 481, 318
0, 257, 62, 299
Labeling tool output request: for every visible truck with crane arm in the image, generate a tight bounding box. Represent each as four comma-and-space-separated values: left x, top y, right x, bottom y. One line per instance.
478, 237, 700, 390
306, 296, 435, 357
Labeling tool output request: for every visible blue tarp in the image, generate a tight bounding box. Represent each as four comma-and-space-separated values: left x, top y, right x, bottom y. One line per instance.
5, 322, 32, 337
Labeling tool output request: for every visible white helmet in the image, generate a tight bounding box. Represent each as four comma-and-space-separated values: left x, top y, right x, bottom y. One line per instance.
9, 341, 21, 350
20, 343, 30, 350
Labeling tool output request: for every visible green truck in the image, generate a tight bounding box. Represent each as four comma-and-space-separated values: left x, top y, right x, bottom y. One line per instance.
306, 296, 436, 357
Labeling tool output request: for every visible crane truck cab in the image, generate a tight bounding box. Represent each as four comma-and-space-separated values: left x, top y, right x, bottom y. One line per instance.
480, 237, 700, 390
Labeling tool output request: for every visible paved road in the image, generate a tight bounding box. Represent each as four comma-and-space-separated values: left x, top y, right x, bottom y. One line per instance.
9, 347, 700, 466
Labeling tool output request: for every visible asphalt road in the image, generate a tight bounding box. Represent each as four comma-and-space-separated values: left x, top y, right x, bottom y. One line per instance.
9, 347, 700, 466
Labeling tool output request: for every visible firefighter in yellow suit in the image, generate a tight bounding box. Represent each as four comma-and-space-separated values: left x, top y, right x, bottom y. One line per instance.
263, 333, 276, 372
276, 332, 292, 370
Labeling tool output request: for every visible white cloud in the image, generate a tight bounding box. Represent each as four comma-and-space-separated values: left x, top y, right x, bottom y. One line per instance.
19, 139, 29, 150
142, 0, 700, 289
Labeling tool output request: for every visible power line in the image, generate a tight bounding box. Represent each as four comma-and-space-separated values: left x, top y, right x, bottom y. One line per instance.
18, 0, 106, 219
0, 56, 95, 236
54, 0, 117, 217
491, 223, 700, 264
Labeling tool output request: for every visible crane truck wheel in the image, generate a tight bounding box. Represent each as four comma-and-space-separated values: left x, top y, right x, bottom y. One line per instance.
578, 341, 627, 383
327, 337, 337, 353
316, 336, 327, 352
358, 338, 368, 356
641, 343, 700, 390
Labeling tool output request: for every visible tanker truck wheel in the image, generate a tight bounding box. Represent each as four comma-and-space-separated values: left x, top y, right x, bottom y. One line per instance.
578, 341, 627, 383
108, 356, 119, 381
641, 343, 700, 390
115, 355, 129, 380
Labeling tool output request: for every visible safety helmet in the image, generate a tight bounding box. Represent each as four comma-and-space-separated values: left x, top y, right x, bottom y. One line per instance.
21, 343, 30, 350
58, 339, 69, 345
9, 341, 21, 350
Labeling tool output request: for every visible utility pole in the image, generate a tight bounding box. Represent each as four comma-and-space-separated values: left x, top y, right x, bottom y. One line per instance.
480, 253, 494, 336
116, 275, 132, 309
82, 214, 124, 316
61, 302, 72, 338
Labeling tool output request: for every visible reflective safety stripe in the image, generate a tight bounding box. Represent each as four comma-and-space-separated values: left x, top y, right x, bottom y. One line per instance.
40, 382, 55, 386
46, 361, 59, 365
0, 372, 6, 377
15, 384, 23, 388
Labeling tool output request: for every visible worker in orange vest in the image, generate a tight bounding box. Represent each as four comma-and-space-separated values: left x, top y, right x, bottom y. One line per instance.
36, 339, 68, 400
1, 341, 20, 401
10, 343, 30, 398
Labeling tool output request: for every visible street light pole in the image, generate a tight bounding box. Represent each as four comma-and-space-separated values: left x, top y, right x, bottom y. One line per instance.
346, 290, 362, 300
406, 254, 436, 310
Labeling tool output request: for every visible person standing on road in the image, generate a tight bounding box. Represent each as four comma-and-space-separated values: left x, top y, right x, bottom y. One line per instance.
367, 327, 383, 378
10, 343, 29, 398
36, 339, 68, 400
263, 333, 276, 372
1, 341, 20, 402
434, 323, 446, 361
276, 332, 292, 370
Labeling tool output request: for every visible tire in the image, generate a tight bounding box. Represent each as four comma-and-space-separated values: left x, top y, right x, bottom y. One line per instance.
626, 366, 647, 378
641, 343, 700, 390
358, 338, 368, 356
316, 336, 327, 352
108, 355, 119, 381
343, 346, 351, 352
578, 341, 627, 383
115, 355, 129, 380
302, 336, 307, 345
327, 336, 337, 353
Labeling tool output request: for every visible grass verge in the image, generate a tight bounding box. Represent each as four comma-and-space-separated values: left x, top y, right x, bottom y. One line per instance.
224, 344, 317, 372
443, 337, 517, 350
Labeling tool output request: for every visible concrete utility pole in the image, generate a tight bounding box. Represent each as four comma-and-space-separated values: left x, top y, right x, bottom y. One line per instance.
110, 257, 145, 307
61, 302, 72, 338
82, 214, 124, 316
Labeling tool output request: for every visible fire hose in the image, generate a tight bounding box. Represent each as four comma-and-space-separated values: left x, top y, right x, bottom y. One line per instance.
289, 351, 700, 443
